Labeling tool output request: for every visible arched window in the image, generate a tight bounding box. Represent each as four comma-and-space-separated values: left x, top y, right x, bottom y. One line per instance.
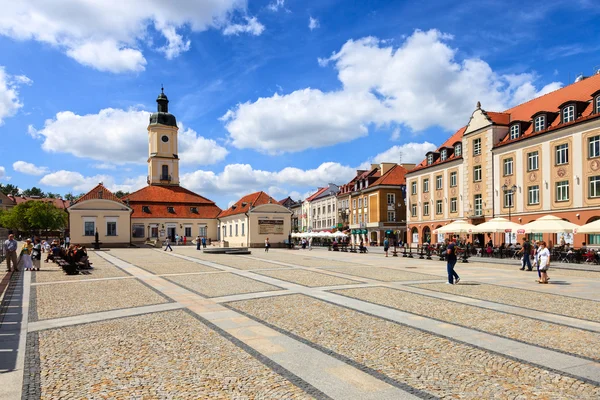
586, 216, 600, 245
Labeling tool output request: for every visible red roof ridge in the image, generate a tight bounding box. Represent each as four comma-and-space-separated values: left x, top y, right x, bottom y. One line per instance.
73, 183, 126, 206
217, 191, 279, 218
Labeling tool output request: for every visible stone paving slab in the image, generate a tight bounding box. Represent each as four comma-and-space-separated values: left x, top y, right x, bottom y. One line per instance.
166, 272, 282, 298
34, 310, 318, 399
413, 282, 600, 322
32, 253, 129, 283
321, 266, 442, 282
255, 269, 363, 288
201, 255, 293, 270
228, 294, 600, 399
110, 249, 219, 275
333, 286, 600, 361
250, 253, 362, 268
32, 278, 171, 321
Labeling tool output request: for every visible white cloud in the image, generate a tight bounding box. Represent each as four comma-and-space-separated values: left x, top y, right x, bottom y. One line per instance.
267, 0, 285, 12
0, 166, 6, 180
0, 67, 32, 124
222, 29, 562, 154
0, 1, 260, 72
308, 17, 320, 30
29, 108, 228, 166
223, 17, 265, 36
92, 163, 117, 170
12, 161, 49, 176
40, 170, 146, 193
390, 127, 401, 141
368, 142, 438, 167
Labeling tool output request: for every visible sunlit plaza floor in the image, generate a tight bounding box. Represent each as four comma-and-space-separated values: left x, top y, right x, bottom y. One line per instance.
1, 246, 599, 399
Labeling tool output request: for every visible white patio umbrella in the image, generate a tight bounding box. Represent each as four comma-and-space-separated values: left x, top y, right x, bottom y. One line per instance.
521, 215, 580, 233
333, 231, 347, 238
433, 220, 476, 234
574, 219, 600, 234
470, 217, 524, 234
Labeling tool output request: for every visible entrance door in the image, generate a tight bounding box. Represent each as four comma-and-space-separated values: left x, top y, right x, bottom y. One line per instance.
167, 227, 176, 242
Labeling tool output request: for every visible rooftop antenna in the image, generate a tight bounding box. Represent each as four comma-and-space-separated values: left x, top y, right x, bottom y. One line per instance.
398, 151, 403, 166
161, 84, 164, 94
594, 65, 600, 75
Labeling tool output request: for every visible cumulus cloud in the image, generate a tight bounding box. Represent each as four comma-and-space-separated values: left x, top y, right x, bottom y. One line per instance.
222, 29, 562, 154
29, 108, 228, 166
13, 161, 49, 176
0, 67, 32, 124
371, 142, 438, 165
40, 170, 147, 193
0, 166, 6, 180
223, 17, 265, 36
308, 17, 319, 30
0, 1, 261, 72
267, 0, 286, 12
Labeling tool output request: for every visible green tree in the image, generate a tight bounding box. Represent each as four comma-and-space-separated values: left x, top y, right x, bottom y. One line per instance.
0, 183, 20, 196
64, 193, 76, 201
21, 187, 46, 197
114, 190, 129, 198
0, 201, 67, 237
45, 192, 61, 199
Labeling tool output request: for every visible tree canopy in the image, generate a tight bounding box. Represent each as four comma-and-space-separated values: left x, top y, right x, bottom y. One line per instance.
0, 201, 67, 233
21, 187, 46, 197
0, 183, 20, 196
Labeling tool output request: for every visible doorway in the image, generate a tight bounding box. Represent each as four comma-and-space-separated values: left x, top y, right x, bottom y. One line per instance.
167, 227, 176, 242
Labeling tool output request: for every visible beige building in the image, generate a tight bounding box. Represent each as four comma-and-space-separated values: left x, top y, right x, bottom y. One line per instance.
68, 184, 132, 246
406, 73, 600, 247
218, 191, 292, 248
0, 192, 15, 211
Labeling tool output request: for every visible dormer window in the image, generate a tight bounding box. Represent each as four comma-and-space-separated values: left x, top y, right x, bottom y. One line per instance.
231, 204, 237, 209
454, 143, 462, 157
167, 206, 175, 213
562, 104, 575, 123
241, 202, 247, 207
509, 124, 520, 140
440, 149, 447, 161
427, 154, 433, 165
534, 115, 546, 132
142, 206, 150, 213
596, 96, 600, 114
190, 207, 198, 213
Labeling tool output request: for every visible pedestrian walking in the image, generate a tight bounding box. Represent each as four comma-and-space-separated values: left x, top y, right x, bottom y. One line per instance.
195, 235, 201, 250
3, 234, 19, 272
175, 234, 180, 245
265, 237, 270, 252
519, 237, 533, 271
445, 239, 460, 284
21, 239, 34, 271
383, 237, 389, 257
183, 236, 187, 245
164, 237, 173, 252
537, 241, 550, 284
32, 238, 42, 271
65, 235, 70, 249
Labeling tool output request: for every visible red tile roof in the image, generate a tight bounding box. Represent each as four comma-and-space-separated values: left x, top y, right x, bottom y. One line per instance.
218, 191, 279, 218
409, 126, 466, 173
278, 196, 292, 205
73, 184, 126, 205
305, 187, 329, 202
371, 165, 409, 186
130, 203, 221, 219
9, 195, 70, 209
124, 185, 217, 205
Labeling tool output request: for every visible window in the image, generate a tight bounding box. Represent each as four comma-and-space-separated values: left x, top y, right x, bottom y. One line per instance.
427, 154, 433, 165
589, 135, 600, 158
363, 196, 367, 208
556, 180, 569, 202
503, 158, 513, 176
562, 104, 575, 123
450, 198, 457, 213
167, 206, 175, 213
327, 205, 331, 213
411, 204, 417, 217
387, 211, 396, 222
235, 224, 238, 236
589, 176, 600, 198
364, 213, 369, 223
107, 222, 117, 236
190, 207, 198, 213
222, 226, 227, 238
589, 233, 600, 245
596, 96, 600, 114
454, 143, 462, 157
411, 181, 417, 194
474, 194, 482, 216
387, 193, 395, 205
352, 214, 357, 224
436, 175, 442, 190
440, 149, 447, 161
504, 191, 514, 208
534, 115, 546, 132
199, 226, 207, 237
527, 151, 539, 171
358, 214, 363, 223
358, 198, 362, 208
509, 124, 519, 140
528, 185, 540, 205
450, 171, 457, 187
436, 200, 443, 214
229, 224, 232, 237
423, 179, 429, 192
423, 203, 430, 216
185, 227, 192, 237
352, 199, 356, 209
142, 206, 150, 213
555, 143, 569, 165
473, 165, 482, 182
151, 226, 158, 238
473, 138, 481, 156
84, 221, 95, 236
132, 224, 145, 238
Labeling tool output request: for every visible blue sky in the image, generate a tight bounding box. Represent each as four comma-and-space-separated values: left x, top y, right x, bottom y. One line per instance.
0, 0, 599, 208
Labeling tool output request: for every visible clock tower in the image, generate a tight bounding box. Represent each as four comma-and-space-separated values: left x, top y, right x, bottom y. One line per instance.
148, 87, 180, 186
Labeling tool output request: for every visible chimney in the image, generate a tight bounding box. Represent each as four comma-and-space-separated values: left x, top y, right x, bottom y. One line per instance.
379, 162, 396, 175
370, 164, 379, 171
401, 163, 416, 171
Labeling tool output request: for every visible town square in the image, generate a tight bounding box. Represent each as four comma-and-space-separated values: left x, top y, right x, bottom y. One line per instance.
2, 0, 600, 399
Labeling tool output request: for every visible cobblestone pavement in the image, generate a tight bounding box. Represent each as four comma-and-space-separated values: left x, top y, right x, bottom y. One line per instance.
6, 247, 600, 400
333, 286, 600, 361
166, 272, 282, 297
413, 282, 600, 322
228, 294, 600, 399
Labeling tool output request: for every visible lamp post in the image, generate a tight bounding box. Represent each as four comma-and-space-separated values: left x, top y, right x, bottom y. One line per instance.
502, 184, 517, 245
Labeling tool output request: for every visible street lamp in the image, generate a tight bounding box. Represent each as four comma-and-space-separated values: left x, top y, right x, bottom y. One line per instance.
502, 183, 517, 245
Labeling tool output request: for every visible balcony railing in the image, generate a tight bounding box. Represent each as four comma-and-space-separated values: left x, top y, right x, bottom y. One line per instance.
160, 174, 172, 182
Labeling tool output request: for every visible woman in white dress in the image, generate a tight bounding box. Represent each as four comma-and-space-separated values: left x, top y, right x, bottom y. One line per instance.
21, 239, 34, 271
537, 241, 550, 284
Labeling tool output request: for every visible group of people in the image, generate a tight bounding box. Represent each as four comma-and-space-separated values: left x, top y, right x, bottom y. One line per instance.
517, 237, 551, 284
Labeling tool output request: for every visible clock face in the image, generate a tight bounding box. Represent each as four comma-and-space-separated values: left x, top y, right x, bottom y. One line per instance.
161, 135, 169, 143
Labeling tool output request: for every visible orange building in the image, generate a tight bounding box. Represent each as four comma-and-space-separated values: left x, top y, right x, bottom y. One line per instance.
406, 73, 600, 248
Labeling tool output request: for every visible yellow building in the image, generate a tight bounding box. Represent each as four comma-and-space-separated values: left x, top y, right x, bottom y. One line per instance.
406, 73, 600, 247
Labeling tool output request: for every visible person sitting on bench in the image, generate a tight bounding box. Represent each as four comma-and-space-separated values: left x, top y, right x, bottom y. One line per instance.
359, 240, 368, 253
45, 243, 61, 263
